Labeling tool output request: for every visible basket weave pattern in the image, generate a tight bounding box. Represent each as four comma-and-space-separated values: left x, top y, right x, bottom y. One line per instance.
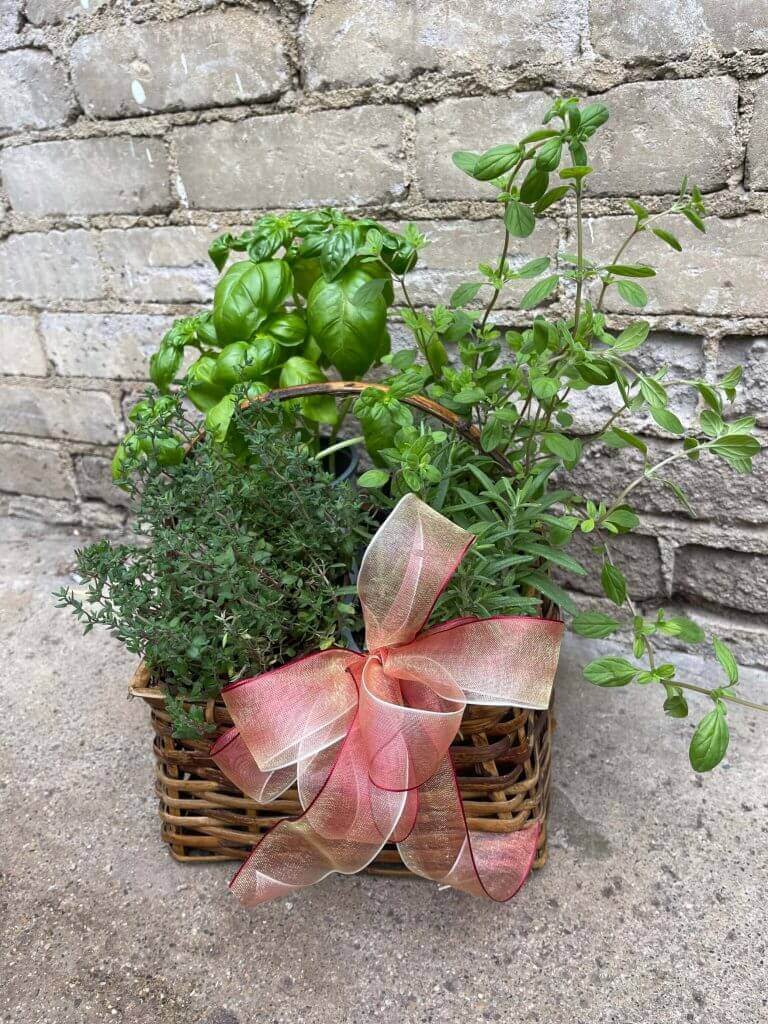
131, 663, 554, 874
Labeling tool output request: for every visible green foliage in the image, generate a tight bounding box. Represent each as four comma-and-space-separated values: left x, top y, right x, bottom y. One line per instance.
56, 397, 372, 737
351, 95, 764, 773
143, 209, 419, 451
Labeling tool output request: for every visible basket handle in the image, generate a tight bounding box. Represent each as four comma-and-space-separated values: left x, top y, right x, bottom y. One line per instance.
239, 380, 515, 475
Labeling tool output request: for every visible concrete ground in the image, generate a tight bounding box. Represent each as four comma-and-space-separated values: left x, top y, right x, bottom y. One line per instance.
1, 515, 766, 1024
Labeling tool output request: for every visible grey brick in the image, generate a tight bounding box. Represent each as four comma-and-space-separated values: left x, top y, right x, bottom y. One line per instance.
74, 454, 129, 507
717, 336, 768, 428
589, 78, 739, 196
746, 75, 768, 190
71, 9, 288, 120
1, 137, 171, 217
175, 106, 409, 210
415, 93, 549, 202
0, 231, 103, 303
674, 546, 768, 615
0, 50, 75, 132
585, 215, 768, 317
391, 217, 559, 306
40, 313, 173, 379
0, 384, 121, 443
589, 0, 768, 60
0, 442, 75, 499
556, 532, 665, 602
563, 441, 768, 527
25, 0, 105, 24
568, 333, 705, 436
0, 316, 47, 376
100, 226, 219, 303
304, 0, 581, 90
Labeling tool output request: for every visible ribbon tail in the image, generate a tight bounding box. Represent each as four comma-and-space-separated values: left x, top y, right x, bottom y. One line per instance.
211, 727, 296, 803
396, 755, 539, 902
227, 716, 407, 908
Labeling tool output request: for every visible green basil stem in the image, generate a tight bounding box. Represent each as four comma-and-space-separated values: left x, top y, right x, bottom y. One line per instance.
311, 435, 364, 463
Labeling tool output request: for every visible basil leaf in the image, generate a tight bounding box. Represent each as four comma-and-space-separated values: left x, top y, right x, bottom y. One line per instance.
307, 267, 388, 378
520, 274, 559, 309
713, 637, 738, 685
601, 563, 627, 606
213, 260, 293, 344
617, 280, 648, 307
473, 144, 520, 181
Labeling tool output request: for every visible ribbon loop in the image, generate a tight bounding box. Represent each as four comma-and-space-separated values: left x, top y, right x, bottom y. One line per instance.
212, 494, 564, 907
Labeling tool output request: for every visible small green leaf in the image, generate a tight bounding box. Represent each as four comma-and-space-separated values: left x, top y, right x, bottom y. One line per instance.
450, 282, 482, 308
601, 562, 627, 606
351, 276, 387, 306
357, 469, 390, 489
638, 375, 668, 408
452, 150, 479, 176
602, 427, 647, 454
531, 375, 559, 401
572, 612, 622, 639
605, 507, 640, 532
520, 274, 559, 310
504, 200, 536, 238
689, 703, 729, 772
606, 264, 656, 278
583, 656, 637, 687
559, 166, 593, 180
713, 637, 739, 685
613, 321, 650, 353
534, 185, 570, 213
617, 281, 649, 308
515, 256, 551, 279
474, 144, 521, 181
652, 227, 683, 251
657, 616, 705, 643
542, 432, 581, 464
650, 406, 685, 434
663, 688, 689, 718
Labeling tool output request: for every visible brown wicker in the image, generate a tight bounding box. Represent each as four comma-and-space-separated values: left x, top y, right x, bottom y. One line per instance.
130, 380, 557, 877
131, 663, 554, 874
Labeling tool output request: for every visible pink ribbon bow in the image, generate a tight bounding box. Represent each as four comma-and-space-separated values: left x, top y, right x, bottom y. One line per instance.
211, 493, 563, 906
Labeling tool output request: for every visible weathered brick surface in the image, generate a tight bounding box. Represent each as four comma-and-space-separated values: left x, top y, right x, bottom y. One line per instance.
717, 336, 768, 428
176, 107, 409, 210
0, 385, 120, 444
415, 94, 549, 202
0, 230, 103, 303
0, 50, 75, 132
564, 443, 768, 527
40, 313, 173, 379
1, 137, 170, 217
0, 441, 75, 499
590, 0, 768, 60
74, 454, 129, 507
25, 0, 104, 25
71, 9, 288, 119
556, 532, 665, 603
0, 316, 47, 376
100, 226, 219, 303
586, 215, 768, 317
304, 1, 581, 90
746, 75, 768, 190
589, 78, 739, 196
391, 218, 559, 306
674, 546, 768, 615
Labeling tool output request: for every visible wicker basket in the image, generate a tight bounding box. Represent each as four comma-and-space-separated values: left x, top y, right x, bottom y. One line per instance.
129, 380, 557, 877
130, 663, 554, 874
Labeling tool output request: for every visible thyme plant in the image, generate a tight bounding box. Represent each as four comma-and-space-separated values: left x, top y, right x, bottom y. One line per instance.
56, 396, 372, 737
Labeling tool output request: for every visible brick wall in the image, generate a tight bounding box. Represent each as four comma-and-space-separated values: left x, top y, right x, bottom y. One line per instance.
1, 1, 767, 665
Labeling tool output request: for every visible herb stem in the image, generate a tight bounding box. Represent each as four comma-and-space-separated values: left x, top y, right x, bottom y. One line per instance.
311, 435, 364, 463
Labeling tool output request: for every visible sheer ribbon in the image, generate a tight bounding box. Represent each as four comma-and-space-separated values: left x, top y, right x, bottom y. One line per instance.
211, 493, 563, 907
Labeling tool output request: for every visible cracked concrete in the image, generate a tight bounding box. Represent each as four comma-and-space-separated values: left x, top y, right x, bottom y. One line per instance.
1, 515, 766, 1023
